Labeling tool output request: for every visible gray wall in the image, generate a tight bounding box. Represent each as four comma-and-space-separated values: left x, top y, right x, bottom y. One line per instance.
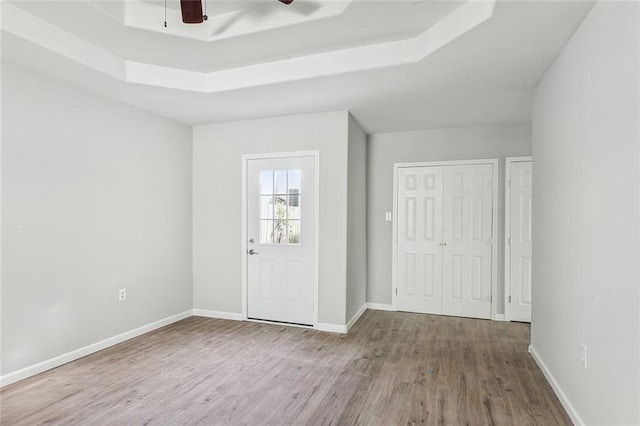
366, 123, 532, 313
531, 2, 639, 424
1, 61, 193, 375
192, 111, 350, 327
346, 114, 367, 323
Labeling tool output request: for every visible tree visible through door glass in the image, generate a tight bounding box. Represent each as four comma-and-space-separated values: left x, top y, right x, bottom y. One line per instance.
259, 170, 301, 244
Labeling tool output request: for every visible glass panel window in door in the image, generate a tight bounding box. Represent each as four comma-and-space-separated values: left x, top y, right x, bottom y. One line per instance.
259, 169, 302, 245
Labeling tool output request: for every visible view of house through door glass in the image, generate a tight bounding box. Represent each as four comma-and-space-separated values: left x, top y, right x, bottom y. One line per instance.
247, 156, 315, 325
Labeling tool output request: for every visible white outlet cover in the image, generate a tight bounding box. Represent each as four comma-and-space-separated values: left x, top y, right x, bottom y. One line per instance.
385, 212, 392, 222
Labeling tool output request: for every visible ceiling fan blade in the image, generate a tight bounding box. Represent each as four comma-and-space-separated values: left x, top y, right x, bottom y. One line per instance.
278, 0, 294, 4
180, 0, 204, 23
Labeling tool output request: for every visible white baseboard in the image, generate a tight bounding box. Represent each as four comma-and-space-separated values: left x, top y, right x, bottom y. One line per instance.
193, 309, 243, 321
366, 302, 394, 311
529, 344, 584, 425
192, 309, 348, 334
316, 323, 347, 334
347, 303, 367, 331
493, 313, 506, 321
0, 309, 193, 388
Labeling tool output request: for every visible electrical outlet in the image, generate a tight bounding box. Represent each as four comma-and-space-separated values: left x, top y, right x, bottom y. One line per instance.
385, 212, 392, 222
580, 343, 587, 368
118, 288, 127, 302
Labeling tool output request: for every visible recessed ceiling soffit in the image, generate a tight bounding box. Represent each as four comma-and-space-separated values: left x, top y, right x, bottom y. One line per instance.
1, 0, 496, 94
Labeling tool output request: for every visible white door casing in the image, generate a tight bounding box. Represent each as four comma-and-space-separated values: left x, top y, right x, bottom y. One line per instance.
245, 154, 316, 325
396, 166, 444, 314
393, 160, 498, 320
441, 164, 494, 319
505, 158, 532, 322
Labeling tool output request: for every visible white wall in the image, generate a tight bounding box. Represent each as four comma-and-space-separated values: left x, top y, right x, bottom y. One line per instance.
367, 123, 532, 312
1, 61, 193, 376
346, 114, 367, 324
531, 2, 639, 424
193, 111, 350, 327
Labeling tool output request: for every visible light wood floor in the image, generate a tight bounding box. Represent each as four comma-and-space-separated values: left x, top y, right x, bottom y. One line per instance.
1, 310, 571, 425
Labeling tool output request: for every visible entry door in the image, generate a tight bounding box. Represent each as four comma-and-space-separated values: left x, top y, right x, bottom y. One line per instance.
247, 156, 315, 325
441, 165, 494, 319
507, 160, 532, 322
396, 166, 444, 314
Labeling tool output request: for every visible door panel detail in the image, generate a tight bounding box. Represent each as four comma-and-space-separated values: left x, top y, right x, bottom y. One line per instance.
423, 254, 434, 297
424, 198, 436, 240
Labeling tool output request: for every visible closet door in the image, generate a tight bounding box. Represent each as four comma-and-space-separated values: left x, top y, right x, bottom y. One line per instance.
507, 160, 532, 322
441, 164, 494, 319
396, 166, 444, 314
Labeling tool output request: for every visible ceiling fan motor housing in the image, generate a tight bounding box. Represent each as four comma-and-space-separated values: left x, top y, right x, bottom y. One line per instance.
180, 0, 204, 24
179, 0, 294, 25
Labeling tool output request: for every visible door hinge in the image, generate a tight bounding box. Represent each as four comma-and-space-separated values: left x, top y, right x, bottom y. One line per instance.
508, 295, 512, 303
395, 288, 398, 295
508, 237, 511, 246
508, 179, 512, 188
490, 294, 493, 303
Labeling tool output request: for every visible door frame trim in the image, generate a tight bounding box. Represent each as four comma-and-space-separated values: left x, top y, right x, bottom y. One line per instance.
504, 156, 532, 322
392, 159, 500, 320
241, 151, 320, 328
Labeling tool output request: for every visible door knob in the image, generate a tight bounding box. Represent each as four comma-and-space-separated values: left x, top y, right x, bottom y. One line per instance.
247, 249, 259, 255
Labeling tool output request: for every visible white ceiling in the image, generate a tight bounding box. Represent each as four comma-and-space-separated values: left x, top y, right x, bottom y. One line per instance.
1, 0, 594, 133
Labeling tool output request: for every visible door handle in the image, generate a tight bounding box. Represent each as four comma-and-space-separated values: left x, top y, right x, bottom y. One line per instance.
247, 249, 259, 255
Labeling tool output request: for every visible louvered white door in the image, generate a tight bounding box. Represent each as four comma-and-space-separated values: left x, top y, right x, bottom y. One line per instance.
507, 160, 532, 322
396, 166, 444, 314
441, 165, 494, 319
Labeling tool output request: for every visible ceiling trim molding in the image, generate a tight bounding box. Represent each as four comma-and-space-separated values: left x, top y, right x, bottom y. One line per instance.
1, 3, 126, 80
1, 0, 495, 94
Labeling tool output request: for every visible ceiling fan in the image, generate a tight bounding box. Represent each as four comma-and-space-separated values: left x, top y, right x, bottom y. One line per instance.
178, 0, 293, 24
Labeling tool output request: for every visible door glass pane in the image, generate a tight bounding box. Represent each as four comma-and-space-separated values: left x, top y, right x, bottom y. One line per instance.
261, 196, 274, 219
260, 171, 273, 195
273, 195, 287, 220
288, 170, 301, 193
261, 220, 274, 244
274, 170, 287, 194
288, 220, 300, 244
273, 219, 287, 244
287, 195, 300, 219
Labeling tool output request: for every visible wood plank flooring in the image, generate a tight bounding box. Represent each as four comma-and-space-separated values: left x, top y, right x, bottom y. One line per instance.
0, 310, 571, 425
